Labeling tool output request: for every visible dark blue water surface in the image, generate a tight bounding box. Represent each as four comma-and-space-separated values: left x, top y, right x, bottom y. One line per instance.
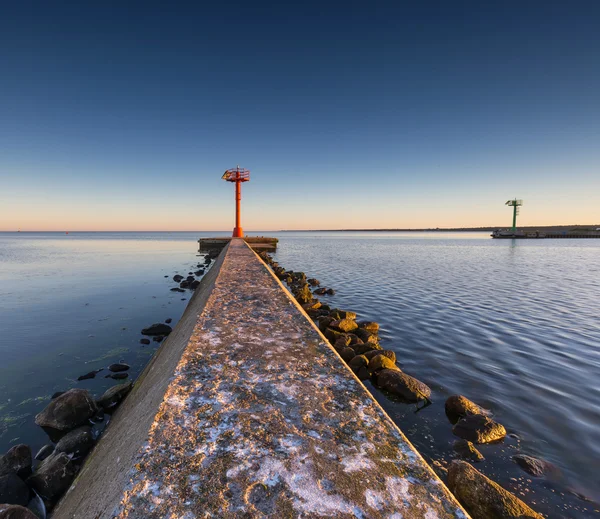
1, 231, 599, 517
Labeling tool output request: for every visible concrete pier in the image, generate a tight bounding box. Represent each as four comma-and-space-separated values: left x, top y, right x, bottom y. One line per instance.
53, 239, 468, 518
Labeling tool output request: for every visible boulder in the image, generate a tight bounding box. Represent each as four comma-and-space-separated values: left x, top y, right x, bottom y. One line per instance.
105, 372, 128, 380
173, 275, 183, 282
376, 369, 430, 402
347, 334, 363, 346
190, 280, 200, 289
453, 439, 484, 462
302, 300, 322, 311
179, 280, 191, 289
365, 349, 395, 362
348, 355, 368, 372
324, 327, 346, 344
55, 426, 94, 458
97, 381, 133, 410
165, 318, 172, 324
358, 321, 379, 333
363, 348, 387, 360
338, 346, 356, 362
445, 395, 488, 423
317, 316, 334, 333
330, 319, 358, 333
354, 328, 379, 345
293, 284, 313, 305
325, 288, 335, 295
447, 460, 543, 518
329, 309, 356, 320
108, 363, 129, 373
152, 335, 164, 342
291, 272, 306, 284
140, 338, 150, 345
141, 323, 172, 336
333, 335, 352, 350
512, 454, 557, 477
354, 343, 382, 355
77, 369, 102, 381
369, 354, 399, 373
34, 445, 54, 462
453, 414, 506, 444
185, 275, 194, 282
0, 473, 29, 507
313, 288, 327, 295
0, 445, 31, 479
0, 504, 39, 518
34, 389, 98, 433
307, 278, 320, 286
27, 452, 78, 502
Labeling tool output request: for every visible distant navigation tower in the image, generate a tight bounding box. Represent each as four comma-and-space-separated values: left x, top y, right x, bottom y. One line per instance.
505, 199, 523, 232
222, 166, 250, 238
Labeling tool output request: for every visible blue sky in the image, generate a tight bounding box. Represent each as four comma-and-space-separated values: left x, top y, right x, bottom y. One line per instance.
1, 1, 599, 230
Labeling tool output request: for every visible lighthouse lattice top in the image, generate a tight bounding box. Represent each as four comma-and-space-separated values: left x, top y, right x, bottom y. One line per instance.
222, 166, 250, 183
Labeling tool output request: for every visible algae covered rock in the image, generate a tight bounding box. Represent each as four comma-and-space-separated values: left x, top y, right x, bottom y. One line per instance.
453, 414, 506, 444
376, 369, 430, 402
35, 388, 98, 433
445, 395, 488, 423
447, 460, 543, 518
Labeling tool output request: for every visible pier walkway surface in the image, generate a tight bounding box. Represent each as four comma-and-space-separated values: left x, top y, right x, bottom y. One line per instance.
54, 239, 468, 518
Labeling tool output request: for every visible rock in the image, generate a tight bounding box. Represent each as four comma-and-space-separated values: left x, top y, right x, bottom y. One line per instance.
307, 308, 328, 319
0, 504, 39, 518
34, 445, 54, 462
317, 316, 334, 333
354, 328, 379, 345
445, 395, 488, 423
190, 280, 200, 289
333, 335, 352, 350
0, 473, 29, 507
307, 278, 320, 286
293, 284, 313, 305
97, 381, 133, 410
194, 270, 204, 276
186, 275, 194, 282
140, 338, 150, 345
363, 348, 387, 360
376, 369, 430, 402
108, 363, 129, 373
447, 460, 543, 518
313, 288, 327, 295
170, 287, 185, 292
291, 272, 306, 284
512, 454, 557, 477
325, 288, 335, 295
353, 343, 382, 355
152, 335, 164, 342
330, 319, 358, 333
347, 334, 363, 346
358, 321, 379, 333
369, 354, 399, 373
338, 346, 356, 362
27, 452, 78, 502
330, 309, 356, 320
55, 426, 94, 458
105, 373, 128, 380
453, 440, 485, 462
35, 389, 98, 433
366, 349, 395, 362
165, 318, 172, 324
453, 414, 506, 444
355, 366, 371, 380
324, 327, 346, 344
173, 275, 183, 282
141, 323, 172, 336
0, 445, 31, 479
77, 369, 102, 381
50, 392, 64, 400
179, 280, 191, 289
302, 300, 322, 311
348, 355, 368, 371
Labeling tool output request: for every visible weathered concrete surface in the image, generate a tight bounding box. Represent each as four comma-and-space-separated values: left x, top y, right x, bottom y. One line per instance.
54, 239, 469, 518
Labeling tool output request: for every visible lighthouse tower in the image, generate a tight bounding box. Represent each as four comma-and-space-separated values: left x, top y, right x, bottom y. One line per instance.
222, 166, 250, 238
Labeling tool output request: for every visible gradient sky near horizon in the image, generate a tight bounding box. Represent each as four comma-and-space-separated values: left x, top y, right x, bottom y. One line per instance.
1, 1, 599, 231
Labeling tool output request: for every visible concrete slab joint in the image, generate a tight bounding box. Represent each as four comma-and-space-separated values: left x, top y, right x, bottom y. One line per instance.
53, 238, 469, 518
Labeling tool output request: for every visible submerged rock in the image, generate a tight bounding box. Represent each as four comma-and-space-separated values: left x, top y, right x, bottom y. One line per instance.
105, 373, 128, 380
35, 389, 98, 433
447, 460, 543, 519
453, 439, 485, 462
77, 369, 102, 381
376, 369, 430, 402
108, 363, 129, 373
34, 445, 54, 462
512, 454, 558, 477
152, 335, 164, 342
173, 275, 183, 282
0, 473, 30, 507
140, 338, 150, 345
0, 504, 39, 518
55, 426, 94, 458
165, 318, 172, 324
453, 414, 506, 444
141, 323, 172, 336
170, 287, 185, 293
97, 381, 133, 410
27, 452, 78, 502
307, 278, 320, 286
445, 395, 488, 423
0, 445, 32, 479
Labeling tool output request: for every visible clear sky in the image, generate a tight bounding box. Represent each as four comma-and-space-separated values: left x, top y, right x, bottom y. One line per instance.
1, 1, 599, 231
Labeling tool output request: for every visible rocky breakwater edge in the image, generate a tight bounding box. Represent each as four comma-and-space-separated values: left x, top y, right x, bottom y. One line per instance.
0, 249, 221, 519
260, 250, 559, 519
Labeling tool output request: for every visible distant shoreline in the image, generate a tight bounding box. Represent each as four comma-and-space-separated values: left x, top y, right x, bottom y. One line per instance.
280, 224, 600, 232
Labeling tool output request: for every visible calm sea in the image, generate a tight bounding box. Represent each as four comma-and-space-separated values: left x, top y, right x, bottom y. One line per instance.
1, 231, 599, 517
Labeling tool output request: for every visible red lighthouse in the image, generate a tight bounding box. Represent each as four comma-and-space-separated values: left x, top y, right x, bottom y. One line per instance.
222, 166, 250, 238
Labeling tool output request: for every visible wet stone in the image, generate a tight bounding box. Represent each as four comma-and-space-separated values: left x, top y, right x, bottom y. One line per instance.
34, 445, 54, 462
0, 473, 30, 507
0, 445, 32, 479
141, 323, 172, 336
35, 389, 98, 433
445, 395, 488, 423
513, 454, 558, 477
0, 504, 39, 518
108, 363, 129, 373
453, 439, 485, 462
55, 426, 95, 458
376, 369, 431, 403
27, 452, 78, 503
453, 414, 506, 444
